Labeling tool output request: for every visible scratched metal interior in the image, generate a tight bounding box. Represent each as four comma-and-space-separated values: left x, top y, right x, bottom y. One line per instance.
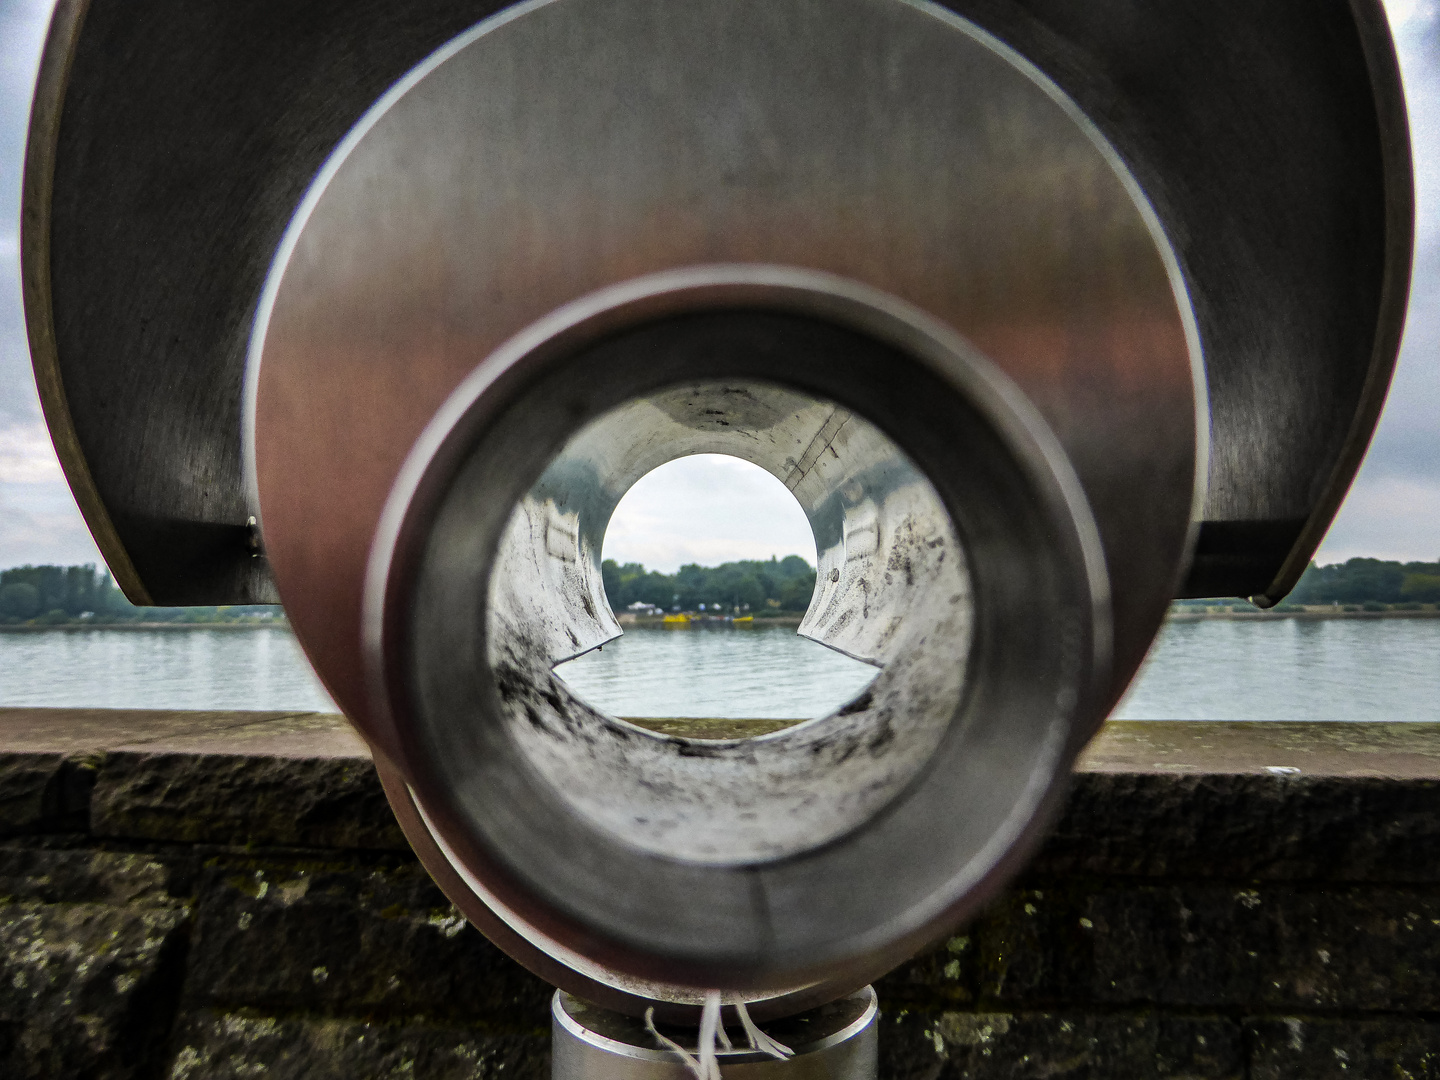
487, 381, 971, 863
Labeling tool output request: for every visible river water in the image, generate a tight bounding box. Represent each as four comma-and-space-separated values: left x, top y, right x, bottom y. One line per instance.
0, 618, 1437, 723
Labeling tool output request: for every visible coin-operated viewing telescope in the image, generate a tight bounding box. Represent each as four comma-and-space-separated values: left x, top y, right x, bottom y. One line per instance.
23, 0, 1411, 1074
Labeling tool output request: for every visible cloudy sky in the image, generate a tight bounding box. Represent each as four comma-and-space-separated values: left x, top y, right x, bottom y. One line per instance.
0, 0, 98, 569
0, 0, 1435, 577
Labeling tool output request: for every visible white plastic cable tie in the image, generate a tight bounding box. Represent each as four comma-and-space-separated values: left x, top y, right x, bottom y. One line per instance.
645, 1004, 724, 1080
735, 1001, 795, 1059
645, 1007, 706, 1080
698, 991, 723, 1080
715, 1000, 734, 1052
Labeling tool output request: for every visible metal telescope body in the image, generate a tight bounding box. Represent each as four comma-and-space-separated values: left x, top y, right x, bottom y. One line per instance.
21, 0, 1411, 1062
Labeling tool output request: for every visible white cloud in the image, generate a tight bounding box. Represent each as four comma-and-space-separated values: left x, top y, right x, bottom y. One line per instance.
0, 0, 52, 97
603, 455, 816, 572
1315, 473, 1440, 563
0, 420, 61, 482
1385, 0, 1426, 30
0, 415, 102, 571
0, 474, 102, 568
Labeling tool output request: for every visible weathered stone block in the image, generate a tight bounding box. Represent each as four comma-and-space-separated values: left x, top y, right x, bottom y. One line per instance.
0, 900, 189, 1079
0, 845, 190, 906
187, 857, 551, 1023
1037, 774, 1440, 883
0, 713, 1437, 1078
0, 753, 96, 835
1249, 1016, 1440, 1079
880, 1009, 1242, 1079
166, 1009, 549, 1080
92, 752, 406, 850
977, 883, 1440, 1011
876, 932, 977, 1006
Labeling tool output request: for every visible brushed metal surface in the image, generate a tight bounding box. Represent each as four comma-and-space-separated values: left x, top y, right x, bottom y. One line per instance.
356, 267, 1113, 997
251, 0, 1196, 996
551, 988, 878, 1080
965, 0, 1412, 602
249, 0, 1197, 744
24, 0, 514, 603
370, 283, 1111, 994
24, 0, 1406, 607
377, 755, 854, 1022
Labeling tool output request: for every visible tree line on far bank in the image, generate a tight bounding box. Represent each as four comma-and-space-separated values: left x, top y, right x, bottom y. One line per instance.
0, 557, 819, 624
0, 564, 279, 625
601, 555, 816, 614
1169, 557, 1440, 609
1286, 558, 1440, 605
3, 555, 1436, 626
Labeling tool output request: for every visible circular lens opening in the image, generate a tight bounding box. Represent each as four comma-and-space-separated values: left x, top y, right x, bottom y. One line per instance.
484, 380, 973, 864
554, 453, 880, 734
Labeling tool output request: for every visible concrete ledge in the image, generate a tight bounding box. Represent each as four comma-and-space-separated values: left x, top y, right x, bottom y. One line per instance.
0, 709, 1438, 1078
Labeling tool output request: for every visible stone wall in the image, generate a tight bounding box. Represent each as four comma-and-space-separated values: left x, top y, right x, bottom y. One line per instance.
1, 708, 1439, 1079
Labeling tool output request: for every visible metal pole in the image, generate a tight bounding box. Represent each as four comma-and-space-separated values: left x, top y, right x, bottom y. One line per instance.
552, 988, 878, 1080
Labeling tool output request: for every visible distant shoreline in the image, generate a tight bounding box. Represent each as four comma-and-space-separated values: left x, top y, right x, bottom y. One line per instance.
1169, 607, 1440, 622
2, 607, 1437, 633
0, 621, 291, 632
618, 614, 805, 628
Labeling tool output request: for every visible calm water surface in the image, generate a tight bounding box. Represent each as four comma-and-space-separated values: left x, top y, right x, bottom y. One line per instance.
0, 627, 334, 712
1, 618, 1437, 722
1112, 617, 1440, 722
556, 625, 878, 718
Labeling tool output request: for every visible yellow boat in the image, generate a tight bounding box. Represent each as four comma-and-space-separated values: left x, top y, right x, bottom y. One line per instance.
733, 615, 754, 623
662, 613, 690, 624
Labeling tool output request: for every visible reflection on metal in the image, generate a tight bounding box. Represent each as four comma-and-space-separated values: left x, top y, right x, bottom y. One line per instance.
360, 270, 1114, 1001
551, 988, 878, 1080
239, 0, 1212, 1009
22, 0, 1407, 608
377, 759, 845, 1021
248, 0, 1197, 741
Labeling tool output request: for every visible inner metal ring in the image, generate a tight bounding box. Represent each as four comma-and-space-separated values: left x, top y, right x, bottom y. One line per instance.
365, 268, 1110, 995
488, 380, 971, 866
246, 0, 1200, 1016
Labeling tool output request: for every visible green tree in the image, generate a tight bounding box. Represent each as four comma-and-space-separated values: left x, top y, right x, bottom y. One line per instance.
1287, 558, 1437, 606
598, 555, 818, 613
0, 563, 111, 615
1401, 572, 1440, 603
0, 582, 40, 619
777, 573, 816, 612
